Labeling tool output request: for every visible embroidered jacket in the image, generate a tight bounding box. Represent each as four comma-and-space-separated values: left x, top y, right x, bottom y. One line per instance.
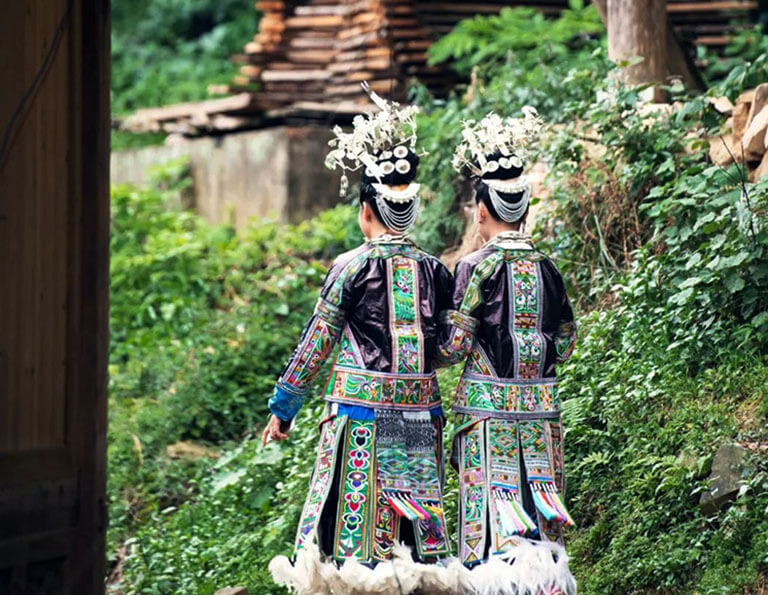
438, 236, 576, 377
269, 237, 453, 420
437, 233, 578, 563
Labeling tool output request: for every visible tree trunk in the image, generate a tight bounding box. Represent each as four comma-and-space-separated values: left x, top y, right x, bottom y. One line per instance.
603, 0, 669, 101
593, 0, 704, 92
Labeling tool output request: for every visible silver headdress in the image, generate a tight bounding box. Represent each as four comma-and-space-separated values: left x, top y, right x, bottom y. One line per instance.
452, 108, 543, 223
325, 82, 423, 233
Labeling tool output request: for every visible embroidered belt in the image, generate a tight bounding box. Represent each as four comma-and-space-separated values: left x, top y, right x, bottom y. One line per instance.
324, 365, 441, 409
454, 373, 559, 417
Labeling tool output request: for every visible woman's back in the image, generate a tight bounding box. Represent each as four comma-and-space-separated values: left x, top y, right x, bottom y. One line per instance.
451, 238, 576, 380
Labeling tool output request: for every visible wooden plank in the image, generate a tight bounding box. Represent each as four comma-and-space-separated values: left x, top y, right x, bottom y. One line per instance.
329, 58, 391, 72
294, 5, 351, 16
284, 14, 345, 28
285, 50, 338, 62
393, 39, 432, 51
695, 35, 733, 44
667, 1, 756, 12
336, 33, 380, 50
123, 93, 258, 125
255, 1, 284, 10
0, 530, 73, 568
337, 24, 380, 40
336, 47, 391, 61
289, 36, 338, 49
390, 27, 430, 39
0, 477, 78, 540
261, 69, 332, 81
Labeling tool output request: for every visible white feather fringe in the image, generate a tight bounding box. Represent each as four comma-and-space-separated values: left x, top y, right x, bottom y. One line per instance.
269, 538, 575, 595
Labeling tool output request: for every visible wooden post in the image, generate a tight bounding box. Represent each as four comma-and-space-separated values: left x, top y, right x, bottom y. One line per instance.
605, 0, 669, 101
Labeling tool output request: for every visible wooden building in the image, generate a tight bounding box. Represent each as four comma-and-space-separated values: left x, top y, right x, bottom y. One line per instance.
0, 1, 110, 593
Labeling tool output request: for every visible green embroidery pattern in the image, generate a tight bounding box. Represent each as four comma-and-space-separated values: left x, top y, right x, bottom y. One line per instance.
334, 420, 375, 561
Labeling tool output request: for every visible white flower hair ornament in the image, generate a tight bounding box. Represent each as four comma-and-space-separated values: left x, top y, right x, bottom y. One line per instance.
451, 107, 543, 177
325, 81, 423, 199
452, 108, 544, 224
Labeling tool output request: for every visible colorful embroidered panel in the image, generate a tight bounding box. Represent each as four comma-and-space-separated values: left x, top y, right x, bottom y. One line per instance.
509, 260, 545, 379
466, 346, 495, 376
295, 413, 347, 552
336, 327, 364, 367
459, 252, 505, 316
314, 297, 345, 328
454, 374, 559, 414
388, 255, 424, 374
374, 410, 449, 559
407, 412, 449, 558
372, 410, 405, 561
324, 365, 441, 409
555, 320, 577, 363
459, 419, 488, 565
372, 485, 400, 561
281, 316, 341, 391
539, 420, 566, 542
520, 420, 574, 528
488, 420, 536, 550
334, 420, 376, 561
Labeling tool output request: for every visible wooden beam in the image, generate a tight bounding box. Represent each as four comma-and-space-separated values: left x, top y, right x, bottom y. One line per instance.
69, 0, 110, 592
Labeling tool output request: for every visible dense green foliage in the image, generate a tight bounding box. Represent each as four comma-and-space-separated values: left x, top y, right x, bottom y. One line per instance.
108, 7, 768, 594
538, 65, 768, 591
428, 1, 603, 75
111, 0, 255, 116
412, 5, 608, 254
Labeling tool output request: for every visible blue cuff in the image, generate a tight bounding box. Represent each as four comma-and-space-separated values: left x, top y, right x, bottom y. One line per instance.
269, 383, 306, 421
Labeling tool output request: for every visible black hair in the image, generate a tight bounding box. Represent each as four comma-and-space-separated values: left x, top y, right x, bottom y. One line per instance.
359, 146, 420, 225
473, 150, 528, 223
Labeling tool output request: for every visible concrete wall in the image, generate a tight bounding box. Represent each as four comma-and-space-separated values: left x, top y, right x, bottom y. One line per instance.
111, 126, 342, 228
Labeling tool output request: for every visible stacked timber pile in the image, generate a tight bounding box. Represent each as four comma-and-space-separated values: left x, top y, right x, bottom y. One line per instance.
668, 0, 758, 51
229, 0, 453, 111
118, 0, 760, 135
709, 84, 768, 181
228, 0, 757, 112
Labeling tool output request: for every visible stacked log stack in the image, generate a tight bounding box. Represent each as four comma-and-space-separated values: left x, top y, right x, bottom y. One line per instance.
119, 1, 759, 135
227, 0, 756, 112
229, 0, 454, 110
709, 83, 768, 181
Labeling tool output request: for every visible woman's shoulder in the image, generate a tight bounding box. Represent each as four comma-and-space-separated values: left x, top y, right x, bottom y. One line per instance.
456, 245, 500, 272
331, 243, 372, 268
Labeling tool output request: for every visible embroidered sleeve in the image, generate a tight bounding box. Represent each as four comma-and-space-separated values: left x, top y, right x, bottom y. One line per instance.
555, 275, 577, 363
435, 309, 480, 366
435, 257, 495, 367
555, 318, 576, 363
269, 253, 367, 420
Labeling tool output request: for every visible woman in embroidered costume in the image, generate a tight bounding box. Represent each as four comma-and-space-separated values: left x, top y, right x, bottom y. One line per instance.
437, 110, 578, 595
265, 84, 460, 594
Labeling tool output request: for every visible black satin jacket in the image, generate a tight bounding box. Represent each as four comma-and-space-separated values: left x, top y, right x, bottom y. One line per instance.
437, 237, 576, 379
273, 237, 453, 415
